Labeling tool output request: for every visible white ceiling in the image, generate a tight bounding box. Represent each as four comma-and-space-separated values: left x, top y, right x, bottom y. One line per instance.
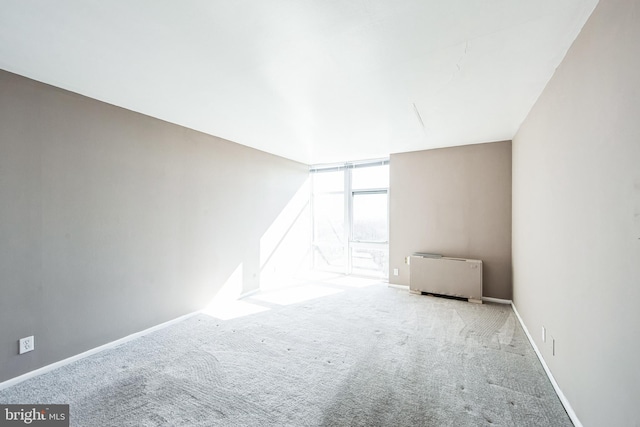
0, 0, 598, 164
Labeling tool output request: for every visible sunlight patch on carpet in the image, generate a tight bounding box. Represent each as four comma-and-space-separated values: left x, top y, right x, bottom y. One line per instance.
202, 300, 270, 320
252, 284, 342, 305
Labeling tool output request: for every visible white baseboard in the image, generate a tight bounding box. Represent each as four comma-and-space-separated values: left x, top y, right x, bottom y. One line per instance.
482, 296, 512, 304
511, 303, 583, 427
387, 283, 410, 290
0, 310, 200, 392
239, 289, 260, 299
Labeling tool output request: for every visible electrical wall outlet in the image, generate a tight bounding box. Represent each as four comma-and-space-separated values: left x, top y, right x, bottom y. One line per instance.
542, 326, 546, 343
19, 336, 34, 354
393, 268, 399, 276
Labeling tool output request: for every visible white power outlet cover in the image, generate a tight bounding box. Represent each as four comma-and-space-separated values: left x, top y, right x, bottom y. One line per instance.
393, 268, 399, 276
19, 336, 34, 354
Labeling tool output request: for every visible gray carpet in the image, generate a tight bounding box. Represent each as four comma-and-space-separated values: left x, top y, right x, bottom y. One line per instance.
0, 279, 572, 426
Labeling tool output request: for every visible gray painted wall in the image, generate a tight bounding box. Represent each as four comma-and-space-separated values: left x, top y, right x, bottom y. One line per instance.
0, 70, 310, 382
512, 0, 640, 425
389, 141, 512, 300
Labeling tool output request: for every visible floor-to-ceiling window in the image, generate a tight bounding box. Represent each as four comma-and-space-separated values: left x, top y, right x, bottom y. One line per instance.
311, 160, 389, 279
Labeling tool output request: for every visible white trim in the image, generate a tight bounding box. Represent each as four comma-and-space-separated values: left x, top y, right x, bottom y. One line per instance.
482, 296, 512, 304
309, 158, 389, 173
0, 310, 200, 391
239, 289, 260, 299
387, 283, 410, 290
511, 302, 583, 427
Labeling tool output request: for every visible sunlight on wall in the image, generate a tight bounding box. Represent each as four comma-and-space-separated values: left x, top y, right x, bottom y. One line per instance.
217, 263, 244, 300
200, 176, 314, 319
260, 178, 312, 290
202, 263, 270, 320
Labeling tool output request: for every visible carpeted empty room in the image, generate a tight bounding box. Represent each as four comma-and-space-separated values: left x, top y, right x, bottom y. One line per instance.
6, 0, 640, 425
0, 278, 570, 426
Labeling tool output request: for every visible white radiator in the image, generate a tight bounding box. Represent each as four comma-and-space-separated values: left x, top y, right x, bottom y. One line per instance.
409, 255, 483, 303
